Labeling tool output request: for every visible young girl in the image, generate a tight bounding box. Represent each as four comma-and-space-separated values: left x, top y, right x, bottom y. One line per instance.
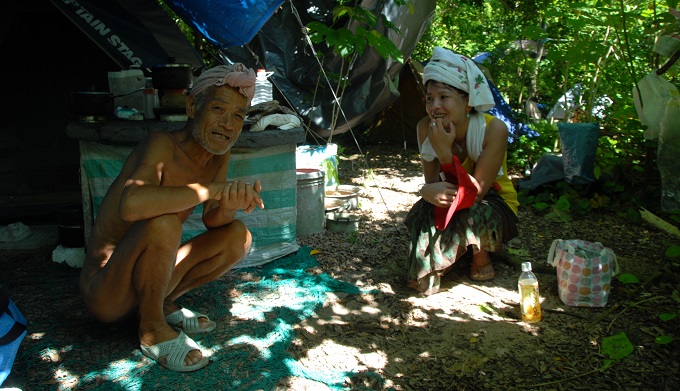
405, 47, 519, 295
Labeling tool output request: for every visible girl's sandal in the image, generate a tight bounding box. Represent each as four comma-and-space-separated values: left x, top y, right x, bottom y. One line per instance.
470, 262, 495, 281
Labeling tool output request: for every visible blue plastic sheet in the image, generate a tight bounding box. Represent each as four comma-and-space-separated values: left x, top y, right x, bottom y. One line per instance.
163, 0, 285, 48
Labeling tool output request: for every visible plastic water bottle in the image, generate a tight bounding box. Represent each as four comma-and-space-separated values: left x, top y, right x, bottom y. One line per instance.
518, 262, 542, 323
143, 77, 159, 119
252, 69, 273, 106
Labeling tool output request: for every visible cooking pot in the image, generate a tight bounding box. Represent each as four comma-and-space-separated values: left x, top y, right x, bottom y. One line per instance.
71, 91, 114, 116
326, 212, 360, 232
152, 62, 193, 90
71, 87, 146, 116
57, 206, 84, 247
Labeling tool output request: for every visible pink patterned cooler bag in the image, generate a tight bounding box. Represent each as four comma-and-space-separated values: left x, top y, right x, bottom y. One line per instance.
547, 239, 618, 307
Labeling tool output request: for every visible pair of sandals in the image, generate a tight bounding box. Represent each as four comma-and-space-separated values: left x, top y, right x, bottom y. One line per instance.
139, 307, 216, 372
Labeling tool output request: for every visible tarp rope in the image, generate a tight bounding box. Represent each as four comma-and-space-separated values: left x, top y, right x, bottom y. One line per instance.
288, 0, 396, 219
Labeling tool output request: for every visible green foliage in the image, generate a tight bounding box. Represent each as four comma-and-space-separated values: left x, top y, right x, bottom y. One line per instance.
659, 312, 678, 321
670, 211, 680, 224
417, 1, 678, 218
321, 158, 340, 186
616, 273, 640, 284
306, 1, 406, 64
600, 332, 634, 369
508, 120, 559, 168
666, 245, 680, 258
655, 335, 674, 344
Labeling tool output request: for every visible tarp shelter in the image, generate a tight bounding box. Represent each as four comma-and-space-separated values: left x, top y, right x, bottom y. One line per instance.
216, 0, 437, 139
49, 0, 530, 145
50, 0, 437, 141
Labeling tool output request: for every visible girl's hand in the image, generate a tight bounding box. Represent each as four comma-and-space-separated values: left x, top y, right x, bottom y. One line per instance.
420, 181, 458, 208
428, 118, 456, 163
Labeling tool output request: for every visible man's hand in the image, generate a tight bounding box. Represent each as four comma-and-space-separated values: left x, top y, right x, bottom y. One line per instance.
216, 180, 264, 213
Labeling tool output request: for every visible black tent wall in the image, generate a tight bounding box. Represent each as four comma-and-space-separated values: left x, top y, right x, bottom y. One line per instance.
1, 2, 122, 222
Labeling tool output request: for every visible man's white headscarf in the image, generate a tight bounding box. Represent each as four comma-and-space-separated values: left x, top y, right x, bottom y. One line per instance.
420, 47, 496, 163
190, 63, 256, 104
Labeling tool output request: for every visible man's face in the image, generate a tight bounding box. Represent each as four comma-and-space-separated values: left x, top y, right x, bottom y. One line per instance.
190, 86, 248, 155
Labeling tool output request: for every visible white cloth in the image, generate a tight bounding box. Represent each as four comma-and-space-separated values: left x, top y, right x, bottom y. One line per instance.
0, 222, 31, 242
52, 245, 85, 268
419, 137, 437, 162
250, 113, 302, 132
422, 47, 495, 112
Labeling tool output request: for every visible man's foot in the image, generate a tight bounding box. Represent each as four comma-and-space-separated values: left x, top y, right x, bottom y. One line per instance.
164, 304, 216, 334
140, 330, 209, 372
470, 251, 495, 281
139, 322, 206, 370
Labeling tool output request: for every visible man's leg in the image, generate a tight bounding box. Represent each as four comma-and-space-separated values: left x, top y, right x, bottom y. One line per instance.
81, 214, 200, 366
162, 219, 252, 328
81, 215, 251, 367
165, 218, 252, 303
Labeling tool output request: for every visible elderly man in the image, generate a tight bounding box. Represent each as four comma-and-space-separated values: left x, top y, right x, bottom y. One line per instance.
79, 64, 264, 371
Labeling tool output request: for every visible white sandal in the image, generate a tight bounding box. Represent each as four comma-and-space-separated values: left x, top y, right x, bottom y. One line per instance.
165, 307, 216, 334
140, 331, 209, 372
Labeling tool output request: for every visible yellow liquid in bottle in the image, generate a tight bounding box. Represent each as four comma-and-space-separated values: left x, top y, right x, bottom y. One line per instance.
519, 283, 542, 323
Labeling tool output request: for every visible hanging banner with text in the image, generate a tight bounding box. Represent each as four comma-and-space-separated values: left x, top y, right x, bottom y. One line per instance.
49, 0, 203, 69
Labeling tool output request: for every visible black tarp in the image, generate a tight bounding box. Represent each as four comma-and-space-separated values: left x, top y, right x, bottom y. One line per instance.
218, 0, 436, 139
49, 0, 204, 69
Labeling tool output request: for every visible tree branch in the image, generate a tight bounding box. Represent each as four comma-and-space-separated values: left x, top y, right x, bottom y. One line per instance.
656, 50, 680, 75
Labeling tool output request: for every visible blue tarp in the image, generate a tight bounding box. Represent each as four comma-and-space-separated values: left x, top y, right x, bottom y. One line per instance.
472, 53, 537, 140
163, 0, 285, 48
486, 79, 538, 141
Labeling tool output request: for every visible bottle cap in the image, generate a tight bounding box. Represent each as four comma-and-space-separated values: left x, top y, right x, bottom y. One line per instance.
521, 262, 532, 272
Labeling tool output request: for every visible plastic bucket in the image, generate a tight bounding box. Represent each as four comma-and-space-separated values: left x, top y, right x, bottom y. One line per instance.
296, 168, 325, 236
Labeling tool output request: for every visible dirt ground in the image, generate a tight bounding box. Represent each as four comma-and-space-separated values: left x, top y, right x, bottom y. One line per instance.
2, 144, 679, 390
294, 144, 680, 390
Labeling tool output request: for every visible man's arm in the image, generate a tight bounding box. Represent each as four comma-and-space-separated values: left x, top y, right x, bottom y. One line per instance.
118, 133, 223, 222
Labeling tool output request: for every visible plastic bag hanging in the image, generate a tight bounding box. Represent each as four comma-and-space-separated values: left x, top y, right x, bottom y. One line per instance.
633, 72, 680, 140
